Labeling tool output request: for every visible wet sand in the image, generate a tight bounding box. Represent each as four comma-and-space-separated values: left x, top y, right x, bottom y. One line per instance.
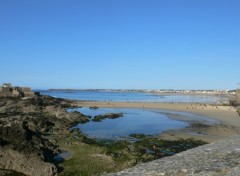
73, 101, 240, 143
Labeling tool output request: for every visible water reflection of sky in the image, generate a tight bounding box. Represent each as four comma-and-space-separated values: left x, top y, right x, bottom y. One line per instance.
41, 90, 228, 103
70, 108, 189, 139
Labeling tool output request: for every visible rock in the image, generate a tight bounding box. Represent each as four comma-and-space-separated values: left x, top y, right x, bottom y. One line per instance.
181, 169, 187, 173
0, 96, 87, 175
0, 147, 57, 176
0, 169, 26, 176
128, 145, 135, 152
90, 106, 98, 109
0, 101, 6, 107
92, 113, 123, 122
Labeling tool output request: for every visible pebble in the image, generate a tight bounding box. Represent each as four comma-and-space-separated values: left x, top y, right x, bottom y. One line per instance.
234, 148, 240, 151
181, 169, 188, 173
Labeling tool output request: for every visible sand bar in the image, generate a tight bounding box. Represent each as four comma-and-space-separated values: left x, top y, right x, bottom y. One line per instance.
74, 101, 239, 126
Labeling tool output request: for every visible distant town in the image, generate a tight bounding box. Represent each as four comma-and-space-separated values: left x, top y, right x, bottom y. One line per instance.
0, 82, 237, 98
47, 88, 236, 95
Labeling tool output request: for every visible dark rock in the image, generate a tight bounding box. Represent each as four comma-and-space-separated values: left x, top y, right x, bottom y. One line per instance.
90, 106, 98, 109
127, 145, 135, 152
0, 102, 6, 107
92, 113, 123, 122
0, 95, 87, 175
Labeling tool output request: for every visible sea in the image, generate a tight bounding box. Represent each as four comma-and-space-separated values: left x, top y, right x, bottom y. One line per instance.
40, 90, 228, 103
40, 90, 224, 139
69, 107, 218, 139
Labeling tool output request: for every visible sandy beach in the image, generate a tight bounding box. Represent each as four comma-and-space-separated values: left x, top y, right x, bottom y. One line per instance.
73, 101, 240, 143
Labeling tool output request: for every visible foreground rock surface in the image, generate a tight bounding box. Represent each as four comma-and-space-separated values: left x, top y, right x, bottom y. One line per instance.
0, 147, 57, 176
0, 96, 89, 176
106, 135, 240, 176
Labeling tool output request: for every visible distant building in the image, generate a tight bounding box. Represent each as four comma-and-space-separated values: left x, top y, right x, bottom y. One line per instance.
0, 83, 39, 97
236, 89, 240, 104
2, 83, 12, 88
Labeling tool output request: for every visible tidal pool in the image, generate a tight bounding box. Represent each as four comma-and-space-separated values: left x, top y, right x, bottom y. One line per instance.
70, 108, 190, 139
70, 107, 219, 139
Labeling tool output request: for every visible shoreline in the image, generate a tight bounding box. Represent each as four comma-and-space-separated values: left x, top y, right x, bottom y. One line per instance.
43, 89, 235, 97
73, 101, 240, 143
1, 95, 239, 175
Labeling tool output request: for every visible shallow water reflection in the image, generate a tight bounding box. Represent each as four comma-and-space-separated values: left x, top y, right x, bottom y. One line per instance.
71, 108, 190, 139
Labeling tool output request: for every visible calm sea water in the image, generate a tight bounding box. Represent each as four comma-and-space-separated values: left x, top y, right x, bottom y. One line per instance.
71, 107, 188, 139
70, 107, 219, 139
40, 90, 223, 139
40, 90, 228, 103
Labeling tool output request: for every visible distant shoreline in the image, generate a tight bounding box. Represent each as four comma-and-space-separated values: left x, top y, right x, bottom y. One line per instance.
42, 89, 236, 96
40, 90, 234, 104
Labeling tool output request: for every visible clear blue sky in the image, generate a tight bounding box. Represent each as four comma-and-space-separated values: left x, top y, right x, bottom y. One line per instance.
0, 0, 239, 90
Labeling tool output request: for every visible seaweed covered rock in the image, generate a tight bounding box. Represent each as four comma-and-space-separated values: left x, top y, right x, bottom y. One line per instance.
93, 113, 123, 122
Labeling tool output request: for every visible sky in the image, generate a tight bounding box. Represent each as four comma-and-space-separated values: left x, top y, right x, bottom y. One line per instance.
0, 0, 239, 90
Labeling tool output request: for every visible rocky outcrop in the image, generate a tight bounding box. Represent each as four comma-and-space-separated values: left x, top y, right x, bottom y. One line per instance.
0, 96, 89, 176
0, 147, 57, 176
106, 135, 240, 176
0, 120, 58, 175
93, 113, 123, 122
237, 107, 240, 116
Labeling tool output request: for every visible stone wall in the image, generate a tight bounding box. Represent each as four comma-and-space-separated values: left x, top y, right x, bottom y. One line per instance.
12, 90, 20, 97
236, 89, 240, 104
0, 84, 37, 98
23, 91, 35, 97
19, 87, 31, 92
0, 92, 13, 97
1, 87, 12, 92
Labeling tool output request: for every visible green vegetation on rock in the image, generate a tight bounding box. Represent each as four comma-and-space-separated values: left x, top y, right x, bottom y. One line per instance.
0, 96, 208, 176
92, 113, 123, 122
58, 131, 207, 176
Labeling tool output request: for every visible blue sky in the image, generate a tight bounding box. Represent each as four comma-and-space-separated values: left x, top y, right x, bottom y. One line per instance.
0, 0, 239, 89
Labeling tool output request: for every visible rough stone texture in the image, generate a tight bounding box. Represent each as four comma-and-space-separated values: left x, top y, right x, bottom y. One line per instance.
0, 147, 57, 176
237, 107, 240, 116
0, 83, 37, 97
0, 96, 89, 176
106, 135, 240, 176
236, 89, 240, 104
